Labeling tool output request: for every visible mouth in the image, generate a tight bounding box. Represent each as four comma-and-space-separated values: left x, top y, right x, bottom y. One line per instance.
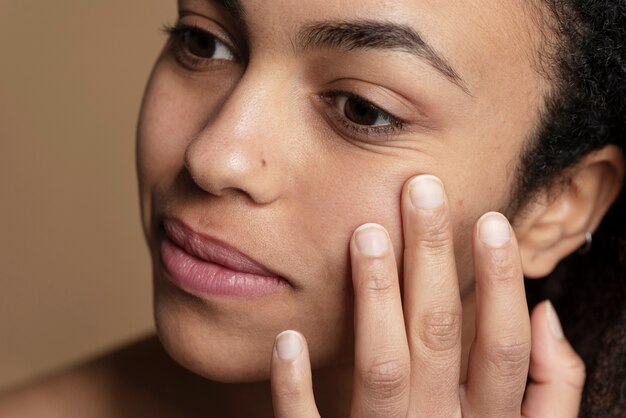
159, 218, 291, 298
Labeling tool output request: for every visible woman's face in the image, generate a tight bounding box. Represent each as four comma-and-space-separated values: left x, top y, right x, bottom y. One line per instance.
137, 0, 550, 381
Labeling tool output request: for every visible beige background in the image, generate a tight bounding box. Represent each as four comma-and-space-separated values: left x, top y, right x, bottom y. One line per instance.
0, 1, 174, 392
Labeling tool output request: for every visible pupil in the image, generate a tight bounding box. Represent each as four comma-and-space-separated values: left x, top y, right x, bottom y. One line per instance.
185, 31, 216, 58
344, 97, 379, 125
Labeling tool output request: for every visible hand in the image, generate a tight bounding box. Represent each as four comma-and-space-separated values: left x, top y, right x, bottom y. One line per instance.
270, 175, 585, 417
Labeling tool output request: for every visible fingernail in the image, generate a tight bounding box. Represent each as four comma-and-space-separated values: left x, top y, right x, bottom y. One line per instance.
409, 175, 445, 209
478, 212, 511, 248
545, 301, 564, 340
276, 331, 303, 361
355, 224, 389, 256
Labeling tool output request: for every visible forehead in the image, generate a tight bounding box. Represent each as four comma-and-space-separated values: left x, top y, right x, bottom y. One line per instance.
187, 0, 548, 95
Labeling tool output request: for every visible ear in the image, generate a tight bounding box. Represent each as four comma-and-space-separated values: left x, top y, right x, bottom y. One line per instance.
512, 144, 625, 279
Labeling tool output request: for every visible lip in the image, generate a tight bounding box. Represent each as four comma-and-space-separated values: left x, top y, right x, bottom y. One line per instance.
159, 218, 290, 297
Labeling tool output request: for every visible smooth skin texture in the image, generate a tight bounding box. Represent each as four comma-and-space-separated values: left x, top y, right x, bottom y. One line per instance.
138, 0, 546, 385
132, 0, 623, 416
2, 0, 624, 416
270, 177, 585, 417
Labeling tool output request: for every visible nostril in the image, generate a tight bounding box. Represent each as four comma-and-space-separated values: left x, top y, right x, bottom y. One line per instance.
183, 148, 219, 196
181, 138, 282, 204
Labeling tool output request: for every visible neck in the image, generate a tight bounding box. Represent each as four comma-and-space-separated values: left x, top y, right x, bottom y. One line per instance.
213, 365, 353, 418
120, 335, 353, 417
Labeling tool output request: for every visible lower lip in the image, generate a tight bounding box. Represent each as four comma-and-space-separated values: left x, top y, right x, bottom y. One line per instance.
160, 239, 288, 298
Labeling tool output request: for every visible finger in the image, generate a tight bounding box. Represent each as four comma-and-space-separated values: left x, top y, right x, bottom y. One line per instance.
463, 212, 531, 418
350, 223, 411, 418
402, 175, 462, 417
271, 330, 321, 418
522, 301, 585, 418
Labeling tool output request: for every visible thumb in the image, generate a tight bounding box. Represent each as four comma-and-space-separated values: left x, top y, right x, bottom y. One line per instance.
522, 300, 586, 418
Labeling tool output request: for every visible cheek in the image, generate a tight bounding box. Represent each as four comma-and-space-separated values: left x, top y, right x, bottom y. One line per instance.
137, 70, 209, 185
296, 157, 487, 301
136, 74, 183, 240
280, 168, 405, 365
136, 60, 237, 231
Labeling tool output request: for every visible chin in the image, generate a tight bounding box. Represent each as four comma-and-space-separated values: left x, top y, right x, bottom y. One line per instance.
152, 282, 283, 383
150, 264, 356, 383
155, 321, 274, 383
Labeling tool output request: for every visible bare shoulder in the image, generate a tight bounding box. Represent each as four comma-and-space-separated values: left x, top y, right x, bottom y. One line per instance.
0, 355, 123, 418
0, 335, 185, 418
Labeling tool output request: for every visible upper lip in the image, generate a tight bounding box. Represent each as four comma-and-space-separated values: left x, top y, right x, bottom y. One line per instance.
163, 218, 284, 279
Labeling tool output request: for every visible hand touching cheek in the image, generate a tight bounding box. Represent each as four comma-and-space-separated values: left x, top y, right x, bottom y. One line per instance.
270, 175, 585, 418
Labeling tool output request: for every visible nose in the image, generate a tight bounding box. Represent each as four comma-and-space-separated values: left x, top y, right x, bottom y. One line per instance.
183, 75, 293, 205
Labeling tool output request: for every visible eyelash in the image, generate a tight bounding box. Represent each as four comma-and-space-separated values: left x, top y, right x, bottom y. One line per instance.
162, 22, 237, 68
321, 91, 407, 138
162, 23, 407, 139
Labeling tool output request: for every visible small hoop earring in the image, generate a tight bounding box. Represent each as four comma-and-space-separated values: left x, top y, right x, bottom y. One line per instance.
578, 231, 593, 255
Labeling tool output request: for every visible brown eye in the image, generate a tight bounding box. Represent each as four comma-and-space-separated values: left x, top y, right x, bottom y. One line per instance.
336, 95, 394, 126
184, 30, 217, 58
178, 27, 235, 61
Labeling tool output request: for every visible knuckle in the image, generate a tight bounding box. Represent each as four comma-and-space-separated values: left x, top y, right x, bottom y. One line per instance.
415, 211, 453, 255
417, 310, 462, 354
359, 357, 410, 401
364, 268, 393, 292
484, 340, 531, 378
274, 377, 307, 402
358, 265, 396, 303
563, 354, 586, 390
486, 251, 519, 284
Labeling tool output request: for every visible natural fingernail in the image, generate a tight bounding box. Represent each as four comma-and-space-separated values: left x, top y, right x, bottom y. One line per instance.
409, 175, 445, 209
355, 224, 389, 256
545, 301, 564, 340
276, 330, 303, 361
478, 212, 511, 248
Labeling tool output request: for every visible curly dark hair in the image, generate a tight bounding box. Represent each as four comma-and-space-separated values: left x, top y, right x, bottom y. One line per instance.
512, 1, 625, 416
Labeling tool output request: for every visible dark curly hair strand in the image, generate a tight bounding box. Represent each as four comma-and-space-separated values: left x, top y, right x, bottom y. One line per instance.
513, 1, 625, 416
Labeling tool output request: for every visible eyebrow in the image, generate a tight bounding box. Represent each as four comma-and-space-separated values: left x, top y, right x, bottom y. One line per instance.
209, 0, 469, 94
296, 20, 470, 94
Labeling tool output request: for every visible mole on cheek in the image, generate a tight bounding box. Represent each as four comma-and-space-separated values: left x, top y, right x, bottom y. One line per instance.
261, 159, 267, 167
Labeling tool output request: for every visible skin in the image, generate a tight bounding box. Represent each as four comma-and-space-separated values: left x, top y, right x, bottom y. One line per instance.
137, 0, 548, 383
134, 0, 615, 415
3, 0, 625, 416
270, 188, 586, 417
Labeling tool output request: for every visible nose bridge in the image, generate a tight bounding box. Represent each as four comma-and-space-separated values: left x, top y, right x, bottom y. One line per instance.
185, 69, 291, 204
